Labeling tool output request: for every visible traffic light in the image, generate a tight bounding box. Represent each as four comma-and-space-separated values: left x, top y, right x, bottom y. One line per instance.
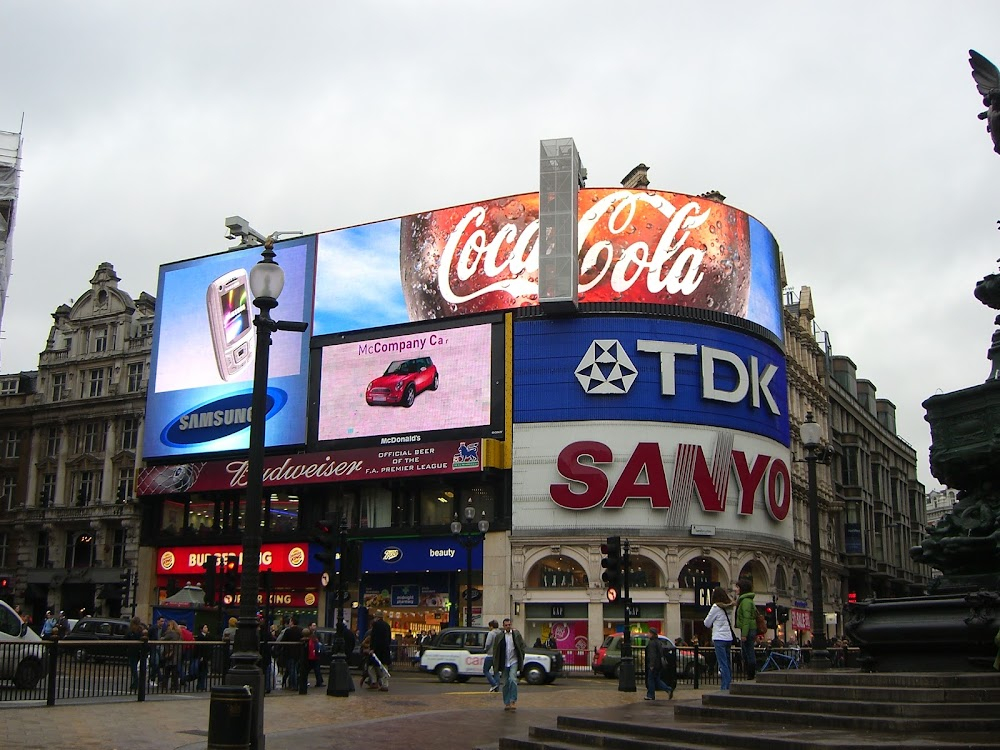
312, 518, 337, 579
600, 536, 623, 602
777, 605, 789, 624
118, 569, 132, 608
222, 555, 239, 602
201, 556, 218, 605
0, 576, 10, 600
764, 602, 776, 629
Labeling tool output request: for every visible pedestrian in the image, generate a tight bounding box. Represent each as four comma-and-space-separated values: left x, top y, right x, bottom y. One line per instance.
305, 628, 324, 688
492, 617, 525, 712
148, 616, 166, 687
368, 611, 392, 692
278, 616, 303, 689
179, 622, 196, 685
222, 616, 238, 645
734, 578, 758, 679
124, 616, 146, 690
41, 610, 58, 639
483, 619, 500, 692
160, 620, 182, 691
642, 627, 673, 700
704, 587, 736, 691
195, 623, 212, 690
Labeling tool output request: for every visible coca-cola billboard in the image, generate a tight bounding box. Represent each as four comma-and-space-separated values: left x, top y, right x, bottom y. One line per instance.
313, 189, 781, 339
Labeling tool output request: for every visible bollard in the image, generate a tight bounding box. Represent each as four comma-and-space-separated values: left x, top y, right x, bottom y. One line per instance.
207, 684, 252, 750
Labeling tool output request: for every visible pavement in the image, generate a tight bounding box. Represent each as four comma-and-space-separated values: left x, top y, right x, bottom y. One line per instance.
0, 675, 707, 750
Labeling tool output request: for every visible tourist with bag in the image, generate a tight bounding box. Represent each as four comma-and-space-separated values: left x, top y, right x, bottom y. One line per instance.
734, 578, 759, 679
704, 587, 736, 690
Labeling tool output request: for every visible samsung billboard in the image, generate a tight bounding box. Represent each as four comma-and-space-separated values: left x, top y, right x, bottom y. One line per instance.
513, 316, 789, 446
314, 317, 505, 447
143, 236, 316, 460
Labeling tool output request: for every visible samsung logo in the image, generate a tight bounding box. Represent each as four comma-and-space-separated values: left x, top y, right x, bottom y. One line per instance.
160, 390, 288, 447
382, 547, 403, 563
381, 434, 421, 445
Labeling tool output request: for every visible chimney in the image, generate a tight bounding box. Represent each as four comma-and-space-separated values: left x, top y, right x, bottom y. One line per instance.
621, 164, 650, 189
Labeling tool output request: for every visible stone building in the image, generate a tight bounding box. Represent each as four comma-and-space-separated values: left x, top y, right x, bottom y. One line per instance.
0, 263, 154, 624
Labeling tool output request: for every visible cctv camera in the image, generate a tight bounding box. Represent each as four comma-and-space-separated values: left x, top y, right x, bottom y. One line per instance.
225, 216, 250, 236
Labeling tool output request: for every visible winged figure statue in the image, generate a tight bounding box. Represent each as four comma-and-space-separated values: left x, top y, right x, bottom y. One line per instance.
970, 49, 1000, 154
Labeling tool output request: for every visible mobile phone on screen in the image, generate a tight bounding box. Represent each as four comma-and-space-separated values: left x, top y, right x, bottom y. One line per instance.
206, 269, 255, 380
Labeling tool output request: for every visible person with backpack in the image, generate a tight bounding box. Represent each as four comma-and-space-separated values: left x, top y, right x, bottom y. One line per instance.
735, 578, 760, 680
642, 627, 673, 700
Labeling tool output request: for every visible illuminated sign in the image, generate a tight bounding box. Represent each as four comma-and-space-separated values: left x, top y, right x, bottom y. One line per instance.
316, 320, 503, 445
156, 543, 310, 575
514, 317, 788, 445
312, 189, 782, 339
144, 236, 316, 459
136, 439, 483, 496
513, 422, 793, 544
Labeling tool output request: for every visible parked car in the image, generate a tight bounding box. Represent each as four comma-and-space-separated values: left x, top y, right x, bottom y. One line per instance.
62, 617, 131, 662
419, 626, 563, 685
365, 357, 438, 407
592, 633, 706, 679
0, 599, 45, 689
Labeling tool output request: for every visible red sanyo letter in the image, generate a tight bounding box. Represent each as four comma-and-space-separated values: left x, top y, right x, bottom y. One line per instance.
731, 451, 771, 515
550, 441, 613, 510
766, 457, 791, 521
605, 442, 671, 509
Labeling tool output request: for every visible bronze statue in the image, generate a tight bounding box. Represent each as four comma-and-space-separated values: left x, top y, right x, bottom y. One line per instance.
970, 49, 1000, 154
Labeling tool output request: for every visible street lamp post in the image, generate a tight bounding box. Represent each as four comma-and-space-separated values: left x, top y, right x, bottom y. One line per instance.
801, 411, 832, 669
450, 499, 489, 627
223, 234, 307, 750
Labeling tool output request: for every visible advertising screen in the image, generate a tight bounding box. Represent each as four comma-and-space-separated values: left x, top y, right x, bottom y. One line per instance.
313, 189, 782, 340
513, 316, 789, 446
317, 321, 499, 443
143, 236, 316, 459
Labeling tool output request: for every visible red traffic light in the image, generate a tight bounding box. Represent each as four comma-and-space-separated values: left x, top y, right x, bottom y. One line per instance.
224, 555, 238, 573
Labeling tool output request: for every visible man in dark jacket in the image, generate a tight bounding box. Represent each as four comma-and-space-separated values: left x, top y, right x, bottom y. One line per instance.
491, 617, 526, 711
280, 617, 304, 690
643, 627, 673, 700
369, 611, 392, 691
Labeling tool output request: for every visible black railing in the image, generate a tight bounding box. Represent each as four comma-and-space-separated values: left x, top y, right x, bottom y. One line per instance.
0, 638, 864, 705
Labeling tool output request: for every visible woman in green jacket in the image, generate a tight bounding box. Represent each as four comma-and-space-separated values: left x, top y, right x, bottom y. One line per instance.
735, 579, 758, 679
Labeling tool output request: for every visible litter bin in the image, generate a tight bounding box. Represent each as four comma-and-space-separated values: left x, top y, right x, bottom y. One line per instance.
207, 684, 252, 750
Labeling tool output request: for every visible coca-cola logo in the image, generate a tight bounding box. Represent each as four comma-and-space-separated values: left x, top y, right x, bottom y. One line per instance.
437, 191, 718, 308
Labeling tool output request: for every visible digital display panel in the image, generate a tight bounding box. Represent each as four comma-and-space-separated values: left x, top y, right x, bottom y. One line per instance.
317, 321, 497, 443
143, 236, 316, 459
313, 188, 783, 340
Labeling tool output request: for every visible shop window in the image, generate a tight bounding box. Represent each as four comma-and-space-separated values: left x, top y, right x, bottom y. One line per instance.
626, 555, 660, 588
461, 486, 495, 523
266, 492, 299, 533
677, 556, 718, 589
526, 555, 588, 588
419, 485, 456, 526
360, 486, 392, 529
188, 498, 216, 534
161, 498, 186, 534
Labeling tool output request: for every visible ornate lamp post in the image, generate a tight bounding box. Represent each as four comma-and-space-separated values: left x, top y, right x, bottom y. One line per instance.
800, 411, 832, 668
225, 233, 307, 750
450, 498, 489, 627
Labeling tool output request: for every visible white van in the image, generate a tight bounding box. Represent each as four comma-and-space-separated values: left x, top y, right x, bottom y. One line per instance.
0, 600, 45, 689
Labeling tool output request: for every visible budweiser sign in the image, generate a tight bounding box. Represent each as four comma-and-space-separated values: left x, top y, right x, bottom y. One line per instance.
401, 189, 754, 321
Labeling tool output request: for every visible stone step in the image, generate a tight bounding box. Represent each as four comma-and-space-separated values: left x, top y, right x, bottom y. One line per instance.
496, 714, 1000, 750
673, 702, 1000, 733
752, 670, 1000, 689
731, 681, 998, 703
704, 692, 993, 718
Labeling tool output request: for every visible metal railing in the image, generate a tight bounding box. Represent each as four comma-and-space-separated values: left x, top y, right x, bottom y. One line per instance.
0, 639, 864, 705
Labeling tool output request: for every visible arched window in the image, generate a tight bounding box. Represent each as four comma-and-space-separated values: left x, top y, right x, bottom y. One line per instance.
526, 555, 588, 588
791, 569, 803, 598
625, 555, 661, 588
775, 565, 789, 595
677, 556, 720, 589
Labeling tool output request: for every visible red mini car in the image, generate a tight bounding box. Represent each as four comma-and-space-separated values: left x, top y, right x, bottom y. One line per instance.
366, 357, 439, 407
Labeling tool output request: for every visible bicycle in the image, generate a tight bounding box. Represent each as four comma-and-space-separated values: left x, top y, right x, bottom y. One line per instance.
759, 647, 801, 672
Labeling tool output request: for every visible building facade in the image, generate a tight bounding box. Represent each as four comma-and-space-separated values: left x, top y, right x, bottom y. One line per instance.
0, 263, 154, 625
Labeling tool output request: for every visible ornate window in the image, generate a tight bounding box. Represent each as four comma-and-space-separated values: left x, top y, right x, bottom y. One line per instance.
526, 555, 588, 588
126, 362, 144, 393
120, 418, 139, 451
51, 373, 67, 402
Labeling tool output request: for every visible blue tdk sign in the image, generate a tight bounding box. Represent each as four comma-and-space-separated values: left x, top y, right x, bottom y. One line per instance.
514, 317, 789, 446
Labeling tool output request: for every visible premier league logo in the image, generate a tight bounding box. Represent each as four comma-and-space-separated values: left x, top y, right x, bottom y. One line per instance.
574, 340, 638, 395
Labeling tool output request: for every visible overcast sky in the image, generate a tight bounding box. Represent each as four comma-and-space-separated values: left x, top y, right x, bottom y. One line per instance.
2, 1, 999, 490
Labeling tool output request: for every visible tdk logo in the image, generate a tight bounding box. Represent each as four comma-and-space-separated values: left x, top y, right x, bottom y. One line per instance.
575, 338, 781, 416
382, 547, 402, 563
575, 340, 638, 394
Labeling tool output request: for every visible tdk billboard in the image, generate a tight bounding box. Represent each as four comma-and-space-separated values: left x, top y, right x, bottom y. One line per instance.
513, 316, 789, 446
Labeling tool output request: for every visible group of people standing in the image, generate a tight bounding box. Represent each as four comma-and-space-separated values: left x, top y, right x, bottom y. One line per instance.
702, 578, 760, 691
125, 616, 213, 692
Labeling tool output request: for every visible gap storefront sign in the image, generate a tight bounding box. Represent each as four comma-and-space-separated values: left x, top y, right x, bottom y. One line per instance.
360, 537, 483, 574
513, 316, 788, 446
